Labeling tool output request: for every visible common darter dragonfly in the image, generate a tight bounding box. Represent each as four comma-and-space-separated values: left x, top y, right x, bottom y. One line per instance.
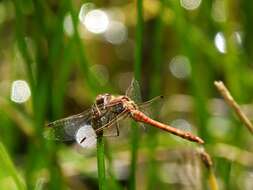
45, 80, 204, 148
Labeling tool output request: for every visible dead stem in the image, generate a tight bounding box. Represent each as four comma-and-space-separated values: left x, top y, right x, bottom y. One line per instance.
197, 148, 218, 190
198, 148, 213, 169
214, 81, 253, 135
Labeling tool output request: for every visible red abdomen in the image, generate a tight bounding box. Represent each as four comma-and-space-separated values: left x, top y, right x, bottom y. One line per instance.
130, 110, 204, 144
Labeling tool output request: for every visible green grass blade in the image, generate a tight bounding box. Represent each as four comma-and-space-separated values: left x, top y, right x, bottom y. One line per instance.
0, 142, 26, 190
147, 1, 164, 189
97, 135, 106, 190
129, 0, 143, 189
134, 0, 143, 81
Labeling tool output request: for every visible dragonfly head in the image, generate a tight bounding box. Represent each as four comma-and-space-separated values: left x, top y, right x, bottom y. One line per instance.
96, 93, 112, 106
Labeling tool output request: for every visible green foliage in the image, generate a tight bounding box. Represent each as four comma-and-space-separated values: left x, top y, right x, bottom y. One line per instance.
0, 142, 26, 190
97, 135, 106, 190
0, 0, 253, 189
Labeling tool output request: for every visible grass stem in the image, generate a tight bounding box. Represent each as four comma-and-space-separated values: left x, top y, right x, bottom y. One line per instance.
198, 148, 219, 190
97, 135, 106, 190
147, 1, 164, 188
0, 142, 26, 190
129, 0, 143, 189
214, 81, 253, 134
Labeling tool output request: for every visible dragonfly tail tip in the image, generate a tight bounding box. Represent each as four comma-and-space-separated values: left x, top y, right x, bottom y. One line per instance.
197, 137, 205, 144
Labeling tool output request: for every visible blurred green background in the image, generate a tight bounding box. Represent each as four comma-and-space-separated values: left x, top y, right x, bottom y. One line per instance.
1, 0, 253, 189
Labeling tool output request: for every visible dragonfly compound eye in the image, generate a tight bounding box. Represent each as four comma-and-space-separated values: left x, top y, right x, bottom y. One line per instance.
96, 94, 112, 105
96, 95, 104, 105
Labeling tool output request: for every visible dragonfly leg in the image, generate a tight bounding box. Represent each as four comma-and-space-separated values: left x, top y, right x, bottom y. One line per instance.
95, 103, 102, 116
115, 121, 120, 136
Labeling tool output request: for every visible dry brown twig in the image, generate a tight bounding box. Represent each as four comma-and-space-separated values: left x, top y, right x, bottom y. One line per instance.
214, 81, 253, 134
197, 148, 218, 190
197, 148, 213, 169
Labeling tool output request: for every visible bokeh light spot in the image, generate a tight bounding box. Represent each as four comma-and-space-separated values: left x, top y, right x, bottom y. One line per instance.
79, 3, 95, 24
75, 125, 97, 149
90, 64, 109, 86
214, 32, 227, 53
232, 31, 243, 46
211, 0, 227, 22
104, 21, 127, 45
169, 55, 191, 79
63, 14, 74, 36
207, 116, 232, 139
0, 3, 6, 24
83, 9, 109, 34
180, 0, 202, 10
11, 80, 31, 103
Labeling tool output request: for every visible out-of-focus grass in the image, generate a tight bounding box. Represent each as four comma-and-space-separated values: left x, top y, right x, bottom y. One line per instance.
146, 1, 165, 189
129, 0, 143, 190
66, 0, 108, 188
0, 142, 26, 190
1, 0, 253, 190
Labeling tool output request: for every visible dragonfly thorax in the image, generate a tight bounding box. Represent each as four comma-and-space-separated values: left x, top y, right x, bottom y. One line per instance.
111, 102, 125, 114
120, 96, 138, 111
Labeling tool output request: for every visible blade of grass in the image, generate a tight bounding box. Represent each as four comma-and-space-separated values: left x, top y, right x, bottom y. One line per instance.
0, 97, 34, 137
104, 140, 123, 190
0, 142, 26, 190
97, 135, 106, 190
52, 39, 74, 118
129, 0, 143, 189
129, 122, 139, 190
147, 1, 164, 189
13, 0, 34, 93
133, 0, 143, 80
66, 1, 109, 189
66, 0, 107, 96
23, 1, 66, 189
208, 170, 219, 190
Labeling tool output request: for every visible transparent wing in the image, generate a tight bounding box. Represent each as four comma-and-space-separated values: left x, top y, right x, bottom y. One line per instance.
125, 78, 142, 103
138, 95, 163, 109
44, 104, 128, 142
95, 109, 129, 134
125, 78, 147, 130
138, 95, 164, 118
44, 109, 92, 141
102, 120, 120, 137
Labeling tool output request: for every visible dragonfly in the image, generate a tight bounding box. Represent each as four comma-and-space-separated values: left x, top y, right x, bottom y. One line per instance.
44, 80, 204, 148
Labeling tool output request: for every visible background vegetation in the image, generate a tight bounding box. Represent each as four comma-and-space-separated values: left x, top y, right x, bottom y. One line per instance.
1, 0, 253, 189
